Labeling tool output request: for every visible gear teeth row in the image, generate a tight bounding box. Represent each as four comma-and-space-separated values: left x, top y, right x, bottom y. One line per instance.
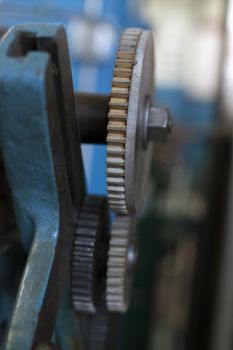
72, 196, 107, 313
85, 309, 108, 350
106, 215, 133, 312
107, 28, 141, 215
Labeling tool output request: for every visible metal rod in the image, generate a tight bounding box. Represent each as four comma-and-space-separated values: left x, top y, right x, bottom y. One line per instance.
75, 93, 172, 146
76, 92, 109, 144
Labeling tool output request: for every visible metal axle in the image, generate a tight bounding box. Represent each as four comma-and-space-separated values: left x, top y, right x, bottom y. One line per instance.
76, 93, 172, 145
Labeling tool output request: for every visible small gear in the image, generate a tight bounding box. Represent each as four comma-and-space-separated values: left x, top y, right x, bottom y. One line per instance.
85, 310, 108, 350
82, 289, 120, 350
107, 28, 155, 215
106, 215, 137, 312
72, 196, 109, 313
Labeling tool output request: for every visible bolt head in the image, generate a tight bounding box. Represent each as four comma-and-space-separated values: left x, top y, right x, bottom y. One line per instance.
147, 107, 172, 143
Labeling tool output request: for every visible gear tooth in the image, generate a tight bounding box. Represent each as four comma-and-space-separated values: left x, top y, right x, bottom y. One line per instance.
112, 77, 131, 88
107, 177, 125, 185
107, 157, 125, 167
108, 193, 125, 200
114, 68, 132, 78
107, 132, 126, 144
109, 99, 128, 111
115, 59, 134, 68
108, 109, 127, 119
107, 167, 125, 177
107, 28, 141, 215
107, 186, 125, 194
76, 227, 98, 237
111, 89, 130, 99
107, 145, 125, 156
117, 51, 135, 60
107, 121, 127, 132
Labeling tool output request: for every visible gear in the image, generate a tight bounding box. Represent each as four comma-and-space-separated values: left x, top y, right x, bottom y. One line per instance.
85, 310, 108, 350
106, 215, 137, 312
107, 28, 155, 215
72, 196, 109, 313
107, 28, 141, 215
83, 294, 120, 350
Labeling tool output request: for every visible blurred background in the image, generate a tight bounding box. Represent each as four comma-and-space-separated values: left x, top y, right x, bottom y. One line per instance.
0, 0, 233, 349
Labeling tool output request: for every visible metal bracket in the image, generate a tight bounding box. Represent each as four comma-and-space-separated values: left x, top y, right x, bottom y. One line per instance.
0, 24, 86, 349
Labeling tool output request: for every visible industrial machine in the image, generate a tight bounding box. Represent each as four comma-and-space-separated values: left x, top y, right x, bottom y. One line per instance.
0, 23, 171, 350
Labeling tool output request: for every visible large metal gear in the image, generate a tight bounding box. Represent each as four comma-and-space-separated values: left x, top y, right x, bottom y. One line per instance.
106, 215, 137, 312
107, 28, 141, 215
107, 28, 156, 215
72, 196, 109, 313
106, 27, 172, 313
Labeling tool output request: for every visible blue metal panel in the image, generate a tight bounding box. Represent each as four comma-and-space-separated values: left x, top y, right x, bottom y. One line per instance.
0, 46, 59, 348
0, 24, 80, 349
0, 38, 59, 251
